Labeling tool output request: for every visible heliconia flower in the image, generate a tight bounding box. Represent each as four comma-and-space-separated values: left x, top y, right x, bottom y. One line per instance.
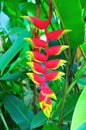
39, 91, 52, 118
41, 85, 57, 100
46, 30, 71, 40
45, 59, 67, 70
24, 38, 48, 48
21, 0, 52, 29
27, 62, 46, 74
27, 73, 45, 85
45, 71, 65, 81
26, 51, 48, 62
25, 0, 70, 118
46, 45, 69, 56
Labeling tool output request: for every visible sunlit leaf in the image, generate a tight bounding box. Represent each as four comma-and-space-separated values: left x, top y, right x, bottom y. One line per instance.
71, 87, 86, 130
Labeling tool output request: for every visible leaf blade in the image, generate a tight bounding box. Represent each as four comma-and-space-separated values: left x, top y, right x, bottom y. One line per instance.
0, 31, 30, 73
71, 87, 86, 130
4, 94, 34, 130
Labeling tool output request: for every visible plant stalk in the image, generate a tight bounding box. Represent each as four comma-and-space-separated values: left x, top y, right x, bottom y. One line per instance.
0, 109, 9, 130
58, 65, 69, 128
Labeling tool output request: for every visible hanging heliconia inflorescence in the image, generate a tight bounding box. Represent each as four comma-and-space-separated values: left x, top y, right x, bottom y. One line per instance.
23, 0, 69, 118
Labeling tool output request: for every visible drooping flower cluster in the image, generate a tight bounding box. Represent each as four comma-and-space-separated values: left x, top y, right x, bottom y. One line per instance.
23, 0, 69, 118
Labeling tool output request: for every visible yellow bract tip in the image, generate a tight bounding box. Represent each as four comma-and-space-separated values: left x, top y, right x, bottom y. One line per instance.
54, 71, 65, 81
27, 72, 39, 85
20, 16, 30, 20
58, 71, 65, 76
24, 38, 32, 42
27, 61, 33, 66
60, 59, 67, 63
63, 29, 72, 33
49, 93, 57, 100
26, 51, 33, 55
61, 45, 69, 50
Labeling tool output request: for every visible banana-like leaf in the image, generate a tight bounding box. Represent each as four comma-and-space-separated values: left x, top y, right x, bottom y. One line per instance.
71, 87, 86, 130
4, 94, 34, 130
52, 0, 84, 50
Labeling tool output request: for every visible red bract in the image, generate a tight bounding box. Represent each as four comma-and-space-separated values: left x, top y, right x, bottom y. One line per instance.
23, 16, 50, 29
24, 0, 69, 118
45, 59, 67, 70
22, 0, 52, 29
41, 85, 56, 100
46, 30, 70, 40
45, 71, 65, 81
27, 73, 45, 85
46, 45, 69, 56
27, 62, 46, 74
39, 84, 57, 117
24, 38, 48, 48
26, 51, 48, 62
39, 91, 52, 118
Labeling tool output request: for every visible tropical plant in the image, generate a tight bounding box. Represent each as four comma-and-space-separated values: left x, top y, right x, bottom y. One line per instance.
0, 0, 86, 130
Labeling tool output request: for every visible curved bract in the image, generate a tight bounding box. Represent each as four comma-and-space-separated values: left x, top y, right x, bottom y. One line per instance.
27, 62, 46, 74
26, 51, 48, 62
45, 71, 65, 81
22, 0, 52, 29
24, 38, 48, 48
46, 45, 69, 56
45, 59, 67, 70
46, 30, 71, 40
27, 73, 45, 85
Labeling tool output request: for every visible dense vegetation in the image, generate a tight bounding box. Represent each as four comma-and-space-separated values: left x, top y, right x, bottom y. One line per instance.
0, 0, 86, 130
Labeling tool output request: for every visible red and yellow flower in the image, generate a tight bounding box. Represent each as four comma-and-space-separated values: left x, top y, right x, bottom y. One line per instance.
23, 0, 69, 118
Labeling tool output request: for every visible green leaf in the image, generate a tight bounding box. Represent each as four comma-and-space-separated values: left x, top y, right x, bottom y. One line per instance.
67, 60, 86, 94
80, 0, 86, 8
9, 27, 27, 34
19, 2, 46, 19
4, 94, 34, 130
71, 87, 86, 130
63, 92, 80, 122
30, 111, 48, 130
52, 0, 84, 49
78, 78, 86, 86
0, 31, 30, 73
19, 2, 37, 16
52, 92, 80, 121
77, 122, 86, 130
42, 123, 60, 130
0, 71, 27, 81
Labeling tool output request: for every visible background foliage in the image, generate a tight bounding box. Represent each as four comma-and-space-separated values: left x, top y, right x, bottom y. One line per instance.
0, 0, 86, 130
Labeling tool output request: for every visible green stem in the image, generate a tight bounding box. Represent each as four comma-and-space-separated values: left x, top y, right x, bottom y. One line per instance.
0, 109, 9, 130
40, 1, 54, 30
58, 65, 69, 128
52, 60, 86, 125
79, 45, 86, 60
67, 60, 86, 94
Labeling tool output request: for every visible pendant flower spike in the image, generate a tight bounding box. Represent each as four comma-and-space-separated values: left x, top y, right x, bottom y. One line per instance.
23, 0, 69, 118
